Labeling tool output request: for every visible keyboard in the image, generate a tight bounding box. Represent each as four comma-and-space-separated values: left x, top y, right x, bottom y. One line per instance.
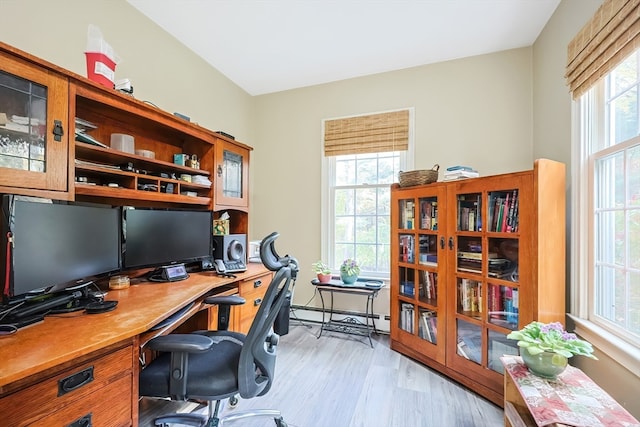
149, 301, 195, 331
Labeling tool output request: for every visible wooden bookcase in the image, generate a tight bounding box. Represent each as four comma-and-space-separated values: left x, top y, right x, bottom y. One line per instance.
390, 159, 566, 406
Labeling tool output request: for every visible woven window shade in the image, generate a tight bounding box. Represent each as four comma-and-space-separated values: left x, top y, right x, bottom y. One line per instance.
324, 110, 409, 156
566, 0, 640, 99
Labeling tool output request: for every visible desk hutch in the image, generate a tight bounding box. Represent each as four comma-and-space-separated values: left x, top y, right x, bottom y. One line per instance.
0, 41, 266, 426
390, 159, 566, 406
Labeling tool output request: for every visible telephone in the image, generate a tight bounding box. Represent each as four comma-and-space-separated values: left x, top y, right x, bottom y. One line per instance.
214, 259, 227, 274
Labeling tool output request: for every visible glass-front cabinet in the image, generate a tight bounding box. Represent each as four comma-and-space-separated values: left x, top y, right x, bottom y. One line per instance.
0, 51, 69, 196
214, 139, 250, 210
390, 160, 566, 406
391, 184, 447, 364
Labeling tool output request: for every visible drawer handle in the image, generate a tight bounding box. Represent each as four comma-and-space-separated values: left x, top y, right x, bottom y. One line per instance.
254, 298, 262, 306
67, 412, 92, 427
253, 279, 262, 288
58, 366, 94, 396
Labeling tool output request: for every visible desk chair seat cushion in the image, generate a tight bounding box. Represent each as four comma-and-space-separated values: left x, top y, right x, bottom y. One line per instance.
140, 331, 245, 400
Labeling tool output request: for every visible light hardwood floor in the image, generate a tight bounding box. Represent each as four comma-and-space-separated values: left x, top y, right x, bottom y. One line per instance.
140, 321, 504, 426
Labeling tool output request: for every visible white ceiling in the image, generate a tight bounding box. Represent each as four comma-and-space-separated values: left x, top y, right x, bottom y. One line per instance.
127, 0, 560, 96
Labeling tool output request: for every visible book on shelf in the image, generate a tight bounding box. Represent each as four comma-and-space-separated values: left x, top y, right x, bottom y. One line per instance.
420, 311, 437, 344
459, 278, 482, 313
402, 200, 415, 229
456, 338, 481, 363
420, 199, 438, 230
401, 303, 414, 333
457, 251, 498, 260
400, 235, 415, 263
421, 270, 437, 300
490, 190, 519, 232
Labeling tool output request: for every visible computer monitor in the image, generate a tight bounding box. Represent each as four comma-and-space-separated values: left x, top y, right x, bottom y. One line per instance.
123, 208, 212, 270
1, 197, 122, 299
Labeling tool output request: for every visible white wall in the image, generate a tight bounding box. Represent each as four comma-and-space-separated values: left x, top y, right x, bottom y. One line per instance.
0, 0, 254, 142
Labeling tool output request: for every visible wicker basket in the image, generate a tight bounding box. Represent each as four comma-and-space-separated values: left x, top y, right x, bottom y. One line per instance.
399, 164, 440, 187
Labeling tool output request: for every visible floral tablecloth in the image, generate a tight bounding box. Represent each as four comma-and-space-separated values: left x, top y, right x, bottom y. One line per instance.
501, 356, 639, 427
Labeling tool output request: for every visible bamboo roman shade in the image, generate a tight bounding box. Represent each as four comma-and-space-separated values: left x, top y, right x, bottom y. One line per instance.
566, 0, 640, 99
324, 109, 409, 156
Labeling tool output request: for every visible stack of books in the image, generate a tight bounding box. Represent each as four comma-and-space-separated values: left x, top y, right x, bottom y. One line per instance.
443, 165, 479, 181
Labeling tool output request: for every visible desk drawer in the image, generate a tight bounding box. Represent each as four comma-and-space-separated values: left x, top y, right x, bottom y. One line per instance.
28, 375, 132, 427
2, 345, 133, 426
238, 273, 271, 333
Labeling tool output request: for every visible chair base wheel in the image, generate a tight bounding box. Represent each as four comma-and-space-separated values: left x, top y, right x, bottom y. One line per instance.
275, 416, 288, 427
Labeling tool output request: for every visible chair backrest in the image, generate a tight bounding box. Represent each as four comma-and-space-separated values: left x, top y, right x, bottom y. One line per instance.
237, 232, 297, 399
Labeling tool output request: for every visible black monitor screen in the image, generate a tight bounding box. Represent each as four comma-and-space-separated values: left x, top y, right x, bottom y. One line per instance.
123, 208, 212, 269
7, 199, 121, 297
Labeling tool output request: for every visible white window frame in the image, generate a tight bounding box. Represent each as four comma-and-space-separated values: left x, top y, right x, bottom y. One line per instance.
320, 108, 415, 279
570, 59, 640, 377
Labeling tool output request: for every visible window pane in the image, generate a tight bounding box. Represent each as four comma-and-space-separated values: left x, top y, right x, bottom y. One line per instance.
335, 188, 355, 215
336, 157, 356, 186
630, 270, 640, 337
630, 145, 640, 207
355, 187, 377, 215
335, 216, 354, 242
631, 209, 640, 270
377, 187, 390, 215
595, 210, 623, 265
609, 87, 638, 144
611, 52, 638, 97
595, 153, 625, 208
355, 215, 376, 243
378, 154, 398, 184
356, 156, 377, 185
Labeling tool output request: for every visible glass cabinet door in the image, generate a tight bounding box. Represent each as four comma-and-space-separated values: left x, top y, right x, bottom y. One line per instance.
392, 187, 446, 364
0, 56, 68, 193
215, 141, 249, 209
449, 185, 520, 379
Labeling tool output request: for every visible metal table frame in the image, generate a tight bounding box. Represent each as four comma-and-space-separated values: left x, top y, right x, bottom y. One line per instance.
311, 279, 383, 347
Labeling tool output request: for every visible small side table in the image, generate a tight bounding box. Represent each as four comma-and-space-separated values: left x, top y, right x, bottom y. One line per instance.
501, 355, 640, 427
311, 278, 383, 347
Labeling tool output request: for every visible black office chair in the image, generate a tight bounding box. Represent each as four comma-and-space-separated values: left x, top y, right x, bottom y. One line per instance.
139, 232, 298, 427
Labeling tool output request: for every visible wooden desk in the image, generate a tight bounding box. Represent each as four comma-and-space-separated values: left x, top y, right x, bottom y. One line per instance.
501, 355, 640, 427
0, 263, 269, 426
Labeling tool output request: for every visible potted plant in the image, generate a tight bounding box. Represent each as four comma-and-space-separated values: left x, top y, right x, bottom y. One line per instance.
311, 260, 332, 283
339, 258, 360, 284
507, 321, 597, 379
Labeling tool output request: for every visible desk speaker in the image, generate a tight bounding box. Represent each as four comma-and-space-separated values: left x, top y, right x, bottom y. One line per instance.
212, 234, 247, 262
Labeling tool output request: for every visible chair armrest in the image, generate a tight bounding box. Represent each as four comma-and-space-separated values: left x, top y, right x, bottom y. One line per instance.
146, 334, 214, 353
204, 295, 246, 306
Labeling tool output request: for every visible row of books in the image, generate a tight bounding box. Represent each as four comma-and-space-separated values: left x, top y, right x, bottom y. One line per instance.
488, 286, 519, 327
401, 200, 415, 229
400, 280, 415, 297
399, 235, 415, 263
400, 303, 415, 334
418, 310, 438, 344
419, 270, 438, 300
457, 194, 481, 231
459, 278, 482, 313
457, 256, 513, 274
419, 199, 438, 230
489, 190, 519, 232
